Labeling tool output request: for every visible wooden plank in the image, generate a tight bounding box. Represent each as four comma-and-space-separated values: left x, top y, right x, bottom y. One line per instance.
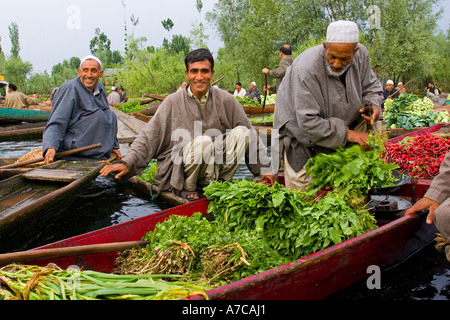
23, 169, 85, 182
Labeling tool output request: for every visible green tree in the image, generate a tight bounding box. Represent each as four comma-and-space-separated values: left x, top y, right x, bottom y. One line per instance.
163, 34, 192, 56
161, 18, 175, 40
8, 22, 20, 58
51, 57, 81, 87
367, 0, 442, 86
2, 56, 32, 91
117, 49, 186, 95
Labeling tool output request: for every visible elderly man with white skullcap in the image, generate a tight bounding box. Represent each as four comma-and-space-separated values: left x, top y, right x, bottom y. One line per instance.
43, 55, 123, 164
273, 20, 383, 190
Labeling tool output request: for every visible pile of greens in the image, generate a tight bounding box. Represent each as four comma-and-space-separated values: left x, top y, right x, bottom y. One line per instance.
138, 159, 157, 184
114, 99, 148, 113
204, 180, 377, 261
236, 96, 261, 106
384, 94, 450, 129
116, 212, 287, 286
304, 135, 399, 199
250, 115, 274, 123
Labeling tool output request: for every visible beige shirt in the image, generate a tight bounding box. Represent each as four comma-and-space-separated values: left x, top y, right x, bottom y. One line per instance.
5, 91, 38, 109
187, 86, 209, 121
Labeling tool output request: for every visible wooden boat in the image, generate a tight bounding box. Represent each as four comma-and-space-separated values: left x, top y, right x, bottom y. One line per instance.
3, 177, 436, 300
111, 107, 146, 144
242, 104, 275, 114
0, 158, 42, 180
0, 105, 51, 123
0, 122, 46, 141
0, 160, 105, 240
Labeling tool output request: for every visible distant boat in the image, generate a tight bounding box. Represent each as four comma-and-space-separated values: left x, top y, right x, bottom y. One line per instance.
0, 105, 51, 124
0, 122, 46, 141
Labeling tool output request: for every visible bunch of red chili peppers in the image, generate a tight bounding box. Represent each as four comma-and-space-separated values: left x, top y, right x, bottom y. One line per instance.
382, 133, 450, 179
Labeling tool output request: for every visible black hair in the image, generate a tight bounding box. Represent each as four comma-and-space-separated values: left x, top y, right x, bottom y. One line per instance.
185, 48, 214, 71
279, 44, 292, 55
236, 82, 242, 86
8, 84, 17, 91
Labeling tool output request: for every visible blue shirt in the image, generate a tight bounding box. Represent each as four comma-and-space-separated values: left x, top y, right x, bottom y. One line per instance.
43, 77, 119, 160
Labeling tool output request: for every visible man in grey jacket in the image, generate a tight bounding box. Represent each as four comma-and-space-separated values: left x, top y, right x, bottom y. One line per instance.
405, 151, 450, 262
262, 44, 293, 94
43, 55, 122, 163
273, 20, 383, 190
100, 48, 274, 200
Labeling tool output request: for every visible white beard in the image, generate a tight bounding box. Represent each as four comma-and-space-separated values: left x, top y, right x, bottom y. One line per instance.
326, 63, 351, 77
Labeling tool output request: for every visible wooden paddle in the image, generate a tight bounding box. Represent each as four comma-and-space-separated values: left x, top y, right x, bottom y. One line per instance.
0, 240, 150, 266
0, 143, 102, 170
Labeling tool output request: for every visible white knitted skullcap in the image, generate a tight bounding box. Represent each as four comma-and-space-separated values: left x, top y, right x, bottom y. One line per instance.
386, 80, 394, 85
79, 55, 103, 70
326, 20, 359, 44
251, 82, 256, 86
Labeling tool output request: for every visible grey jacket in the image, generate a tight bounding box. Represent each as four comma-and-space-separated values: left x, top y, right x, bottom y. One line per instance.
267, 55, 293, 93
43, 77, 119, 160
273, 44, 383, 172
121, 85, 272, 192
425, 151, 450, 204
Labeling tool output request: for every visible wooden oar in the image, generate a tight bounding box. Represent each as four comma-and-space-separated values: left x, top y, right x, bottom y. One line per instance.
211, 76, 224, 86
0, 143, 102, 170
0, 240, 150, 266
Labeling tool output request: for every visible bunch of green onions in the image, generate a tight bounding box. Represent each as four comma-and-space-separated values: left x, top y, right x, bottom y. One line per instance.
0, 264, 209, 300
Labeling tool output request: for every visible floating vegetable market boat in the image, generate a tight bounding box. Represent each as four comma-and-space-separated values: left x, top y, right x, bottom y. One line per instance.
0, 105, 51, 124
242, 104, 275, 114
1, 178, 436, 300
0, 121, 46, 141
0, 160, 105, 242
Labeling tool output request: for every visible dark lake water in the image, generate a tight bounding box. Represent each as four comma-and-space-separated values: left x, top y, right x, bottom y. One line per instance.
0, 139, 448, 300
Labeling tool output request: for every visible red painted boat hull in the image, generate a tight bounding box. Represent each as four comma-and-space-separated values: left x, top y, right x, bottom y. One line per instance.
22, 180, 436, 300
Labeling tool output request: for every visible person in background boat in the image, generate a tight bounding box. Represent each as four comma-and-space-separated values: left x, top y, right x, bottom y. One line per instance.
397, 82, 407, 95
273, 20, 383, 191
405, 151, 450, 263
42, 55, 122, 164
100, 48, 275, 201
4, 83, 39, 109
262, 44, 293, 94
107, 86, 121, 106
177, 81, 188, 92
382, 79, 400, 110
383, 80, 400, 101
245, 82, 261, 103
119, 87, 128, 103
233, 82, 246, 99
424, 81, 441, 103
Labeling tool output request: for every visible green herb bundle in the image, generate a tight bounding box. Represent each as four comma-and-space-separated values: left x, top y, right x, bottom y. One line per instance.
204, 180, 377, 260
116, 213, 287, 286
0, 264, 208, 300
304, 135, 399, 198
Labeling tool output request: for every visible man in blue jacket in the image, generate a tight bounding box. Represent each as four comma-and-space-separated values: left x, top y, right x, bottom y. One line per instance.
43, 55, 122, 163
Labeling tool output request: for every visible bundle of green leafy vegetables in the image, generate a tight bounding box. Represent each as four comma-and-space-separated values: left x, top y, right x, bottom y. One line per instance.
204, 180, 377, 261
114, 99, 148, 113
304, 135, 399, 199
116, 212, 288, 287
383, 94, 450, 129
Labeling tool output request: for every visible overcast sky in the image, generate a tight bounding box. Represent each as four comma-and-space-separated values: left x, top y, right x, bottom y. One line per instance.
1, 0, 449, 74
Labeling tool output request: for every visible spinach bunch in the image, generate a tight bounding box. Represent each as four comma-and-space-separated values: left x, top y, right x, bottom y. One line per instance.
204, 180, 377, 260
304, 135, 398, 198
